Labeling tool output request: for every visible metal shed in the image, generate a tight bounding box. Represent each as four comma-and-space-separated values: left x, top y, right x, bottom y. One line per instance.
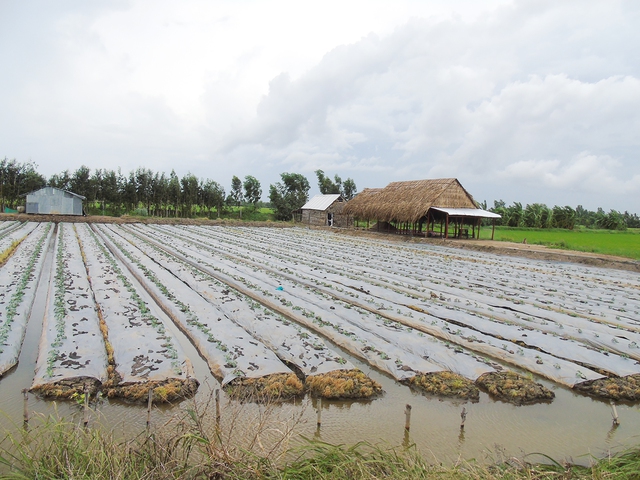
24, 187, 85, 216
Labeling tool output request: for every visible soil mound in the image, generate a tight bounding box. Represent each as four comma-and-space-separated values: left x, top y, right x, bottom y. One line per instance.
477, 371, 555, 405
225, 373, 304, 402
574, 374, 640, 401
305, 369, 382, 399
406, 372, 479, 400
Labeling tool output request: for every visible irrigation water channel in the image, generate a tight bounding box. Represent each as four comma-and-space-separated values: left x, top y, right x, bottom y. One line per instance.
0, 223, 639, 466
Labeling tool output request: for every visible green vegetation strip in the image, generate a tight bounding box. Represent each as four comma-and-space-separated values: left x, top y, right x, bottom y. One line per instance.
47, 224, 68, 377
480, 227, 640, 260
1, 414, 639, 479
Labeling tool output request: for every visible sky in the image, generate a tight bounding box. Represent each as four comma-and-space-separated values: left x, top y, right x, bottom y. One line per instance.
1, 0, 639, 213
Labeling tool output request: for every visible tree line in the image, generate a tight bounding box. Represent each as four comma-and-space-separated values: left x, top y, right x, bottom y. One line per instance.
2, 157, 637, 228
486, 200, 640, 230
0, 158, 358, 220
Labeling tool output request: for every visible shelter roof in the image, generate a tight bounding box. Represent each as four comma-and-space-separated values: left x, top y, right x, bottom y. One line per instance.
342, 178, 477, 223
22, 186, 86, 200
301, 194, 343, 211
431, 207, 501, 219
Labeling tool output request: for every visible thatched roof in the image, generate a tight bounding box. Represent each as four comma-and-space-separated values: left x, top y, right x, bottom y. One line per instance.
342, 178, 477, 223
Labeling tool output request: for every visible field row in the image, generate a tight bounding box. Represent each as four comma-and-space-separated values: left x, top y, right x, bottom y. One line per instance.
0, 222, 639, 405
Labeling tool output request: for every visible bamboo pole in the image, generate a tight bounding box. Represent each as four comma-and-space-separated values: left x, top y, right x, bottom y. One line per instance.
22, 389, 28, 428
215, 389, 221, 427
610, 400, 620, 426
83, 384, 90, 429
146, 388, 153, 433
316, 398, 322, 428
460, 407, 467, 430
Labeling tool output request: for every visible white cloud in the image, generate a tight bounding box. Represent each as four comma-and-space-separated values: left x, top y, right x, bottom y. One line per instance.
1, 0, 639, 211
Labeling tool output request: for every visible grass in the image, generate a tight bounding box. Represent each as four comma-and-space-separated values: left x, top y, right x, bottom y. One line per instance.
480, 227, 640, 260
2, 411, 640, 479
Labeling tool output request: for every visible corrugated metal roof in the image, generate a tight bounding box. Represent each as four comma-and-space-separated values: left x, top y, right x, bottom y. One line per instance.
431, 207, 502, 219
301, 194, 343, 211
22, 186, 86, 200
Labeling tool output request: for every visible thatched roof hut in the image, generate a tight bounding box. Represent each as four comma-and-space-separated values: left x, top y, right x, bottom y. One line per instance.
342, 178, 500, 239
343, 178, 476, 223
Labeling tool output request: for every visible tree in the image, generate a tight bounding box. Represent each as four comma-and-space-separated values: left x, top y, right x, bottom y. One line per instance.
595, 209, 626, 230
70, 165, 92, 198
229, 175, 244, 218
341, 178, 357, 200
151, 172, 168, 216
315, 170, 341, 194
506, 202, 523, 227
49, 170, 71, 191
180, 173, 199, 218
201, 180, 225, 218
135, 167, 154, 214
552, 205, 576, 229
243, 175, 262, 209
168, 170, 181, 217
122, 171, 138, 213
269, 172, 310, 221
0, 159, 46, 209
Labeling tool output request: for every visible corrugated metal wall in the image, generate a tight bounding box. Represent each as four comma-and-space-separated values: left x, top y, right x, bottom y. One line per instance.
25, 187, 83, 215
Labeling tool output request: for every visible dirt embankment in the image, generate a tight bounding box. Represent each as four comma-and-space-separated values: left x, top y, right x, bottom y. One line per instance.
1, 213, 283, 228
3, 214, 639, 273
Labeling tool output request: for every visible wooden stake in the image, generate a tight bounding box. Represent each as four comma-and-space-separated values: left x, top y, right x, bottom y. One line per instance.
460, 407, 467, 430
146, 388, 153, 432
610, 400, 620, 426
22, 389, 28, 428
316, 398, 322, 428
82, 384, 90, 429
404, 404, 412, 431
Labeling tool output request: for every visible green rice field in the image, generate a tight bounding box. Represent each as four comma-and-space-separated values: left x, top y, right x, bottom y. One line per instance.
479, 227, 640, 260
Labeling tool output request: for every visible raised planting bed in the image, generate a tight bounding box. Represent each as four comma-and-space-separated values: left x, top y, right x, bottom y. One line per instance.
135, 225, 640, 402
0, 223, 53, 376
118, 225, 500, 401
94, 224, 303, 402
154, 225, 560, 403
193, 226, 640, 401
116, 223, 382, 400
0, 221, 39, 266
31, 223, 108, 398
76, 224, 198, 403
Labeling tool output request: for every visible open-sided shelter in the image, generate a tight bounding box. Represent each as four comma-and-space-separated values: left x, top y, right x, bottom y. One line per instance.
23, 186, 86, 216
342, 178, 500, 239
299, 194, 350, 227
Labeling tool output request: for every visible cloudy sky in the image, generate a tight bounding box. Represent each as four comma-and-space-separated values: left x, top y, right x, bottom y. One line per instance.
1, 0, 639, 212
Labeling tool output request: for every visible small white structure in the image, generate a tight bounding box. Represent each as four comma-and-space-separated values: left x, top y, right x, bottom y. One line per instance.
24, 187, 85, 216
299, 194, 348, 227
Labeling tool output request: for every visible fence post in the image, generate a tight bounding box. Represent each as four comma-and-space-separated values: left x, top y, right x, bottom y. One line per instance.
404, 404, 412, 431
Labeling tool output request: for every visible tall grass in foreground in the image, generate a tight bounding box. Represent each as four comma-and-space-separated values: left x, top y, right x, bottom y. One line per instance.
1, 414, 639, 479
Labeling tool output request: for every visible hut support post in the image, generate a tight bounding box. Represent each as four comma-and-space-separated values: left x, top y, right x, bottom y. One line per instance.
444, 214, 449, 239
491, 220, 496, 240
